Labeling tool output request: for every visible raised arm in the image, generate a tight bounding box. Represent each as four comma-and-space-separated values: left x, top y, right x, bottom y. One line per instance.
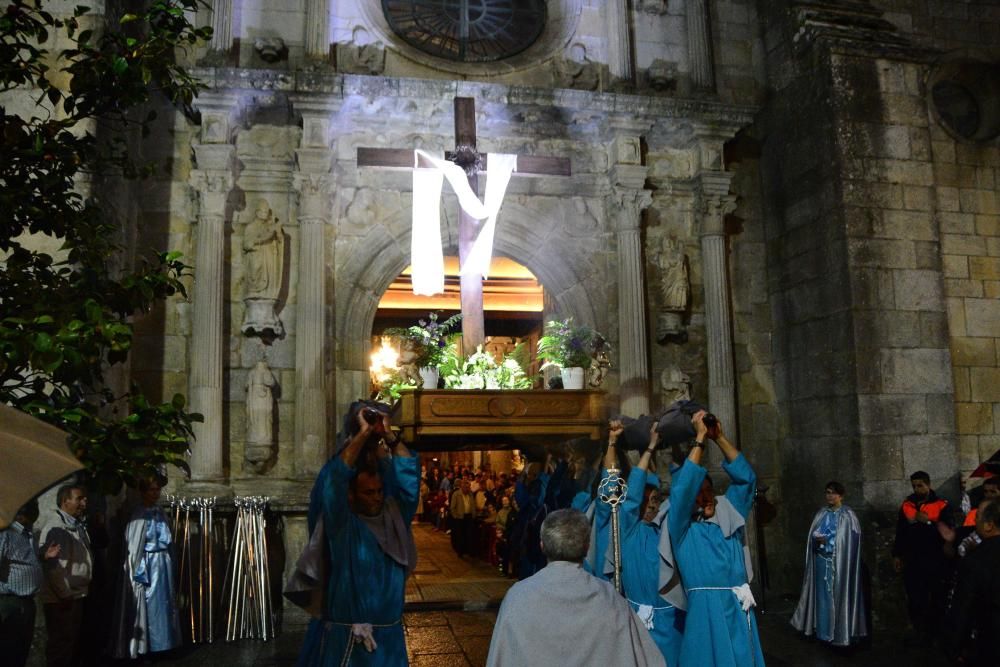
339, 410, 374, 468
711, 419, 756, 518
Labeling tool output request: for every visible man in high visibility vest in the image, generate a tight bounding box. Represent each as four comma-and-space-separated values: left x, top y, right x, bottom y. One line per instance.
892, 470, 954, 642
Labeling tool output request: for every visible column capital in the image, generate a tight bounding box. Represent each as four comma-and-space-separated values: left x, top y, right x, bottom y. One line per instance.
293, 172, 334, 221
698, 189, 737, 237
612, 186, 654, 232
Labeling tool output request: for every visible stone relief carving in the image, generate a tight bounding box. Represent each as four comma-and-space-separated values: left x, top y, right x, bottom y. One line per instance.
655, 234, 689, 341
564, 197, 601, 236
254, 36, 287, 63
554, 44, 600, 91
660, 365, 691, 407
336, 27, 385, 75
245, 360, 278, 472
235, 125, 301, 162
647, 59, 679, 93
241, 198, 285, 338
588, 347, 611, 388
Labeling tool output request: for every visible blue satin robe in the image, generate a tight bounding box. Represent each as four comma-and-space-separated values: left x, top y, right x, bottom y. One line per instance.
297, 455, 419, 666
620, 468, 685, 666
668, 454, 764, 667
812, 509, 839, 642
135, 508, 181, 653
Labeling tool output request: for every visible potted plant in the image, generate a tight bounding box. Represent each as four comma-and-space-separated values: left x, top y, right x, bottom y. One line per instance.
385, 312, 462, 389
536, 318, 610, 389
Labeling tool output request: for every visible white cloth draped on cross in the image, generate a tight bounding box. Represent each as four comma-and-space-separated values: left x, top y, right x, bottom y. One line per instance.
410, 149, 517, 295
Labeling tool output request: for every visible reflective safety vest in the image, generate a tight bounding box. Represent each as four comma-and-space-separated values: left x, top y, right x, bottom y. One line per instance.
901, 497, 948, 523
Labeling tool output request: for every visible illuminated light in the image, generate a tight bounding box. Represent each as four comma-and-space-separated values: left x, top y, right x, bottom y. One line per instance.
369, 337, 400, 384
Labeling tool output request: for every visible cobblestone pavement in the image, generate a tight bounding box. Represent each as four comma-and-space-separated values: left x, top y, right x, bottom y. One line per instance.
26, 522, 953, 666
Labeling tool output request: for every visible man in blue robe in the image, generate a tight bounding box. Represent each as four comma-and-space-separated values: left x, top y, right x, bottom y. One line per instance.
615, 424, 687, 666
297, 407, 419, 666
669, 411, 764, 667
570, 421, 630, 580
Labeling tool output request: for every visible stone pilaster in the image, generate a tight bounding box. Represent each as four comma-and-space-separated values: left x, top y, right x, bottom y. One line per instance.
610, 148, 653, 417
304, 0, 330, 60
686, 0, 715, 91
188, 145, 235, 485
606, 0, 634, 83
697, 171, 738, 432
292, 146, 332, 478
209, 0, 233, 53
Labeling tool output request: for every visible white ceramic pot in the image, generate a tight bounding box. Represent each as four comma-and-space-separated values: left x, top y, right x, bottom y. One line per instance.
560, 366, 585, 390
418, 366, 440, 389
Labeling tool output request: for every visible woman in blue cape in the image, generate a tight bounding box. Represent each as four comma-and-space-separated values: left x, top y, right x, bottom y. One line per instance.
668, 411, 764, 667
790, 481, 867, 646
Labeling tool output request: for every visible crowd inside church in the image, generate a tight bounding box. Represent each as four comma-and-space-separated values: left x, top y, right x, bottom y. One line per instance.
4, 404, 1000, 667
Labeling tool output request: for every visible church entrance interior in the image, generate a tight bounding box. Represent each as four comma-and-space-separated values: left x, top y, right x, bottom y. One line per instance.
369, 255, 548, 605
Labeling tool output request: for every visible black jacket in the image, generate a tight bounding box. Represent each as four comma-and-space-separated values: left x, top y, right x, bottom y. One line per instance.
946, 536, 1000, 665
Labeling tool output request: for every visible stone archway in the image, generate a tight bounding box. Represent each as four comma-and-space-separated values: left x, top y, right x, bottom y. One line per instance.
333, 196, 608, 413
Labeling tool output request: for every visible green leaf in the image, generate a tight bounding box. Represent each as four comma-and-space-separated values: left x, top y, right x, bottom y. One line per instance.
112, 57, 128, 75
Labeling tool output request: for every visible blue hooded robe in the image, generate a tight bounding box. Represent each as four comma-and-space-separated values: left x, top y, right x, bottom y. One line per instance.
296, 454, 419, 666
668, 454, 764, 667
616, 468, 687, 666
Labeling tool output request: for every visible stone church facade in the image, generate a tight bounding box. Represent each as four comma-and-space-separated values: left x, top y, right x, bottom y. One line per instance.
80, 0, 997, 620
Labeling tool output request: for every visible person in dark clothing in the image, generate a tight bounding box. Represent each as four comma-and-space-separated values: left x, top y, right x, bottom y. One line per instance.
892, 470, 954, 640
945, 498, 1000, 666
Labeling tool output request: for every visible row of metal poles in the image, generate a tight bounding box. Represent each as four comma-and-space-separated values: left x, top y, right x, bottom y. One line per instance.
220, 496, 274, 641
168, 495, 274, 643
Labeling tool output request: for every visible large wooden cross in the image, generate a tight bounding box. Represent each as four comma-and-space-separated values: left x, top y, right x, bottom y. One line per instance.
358, 97, 571, 353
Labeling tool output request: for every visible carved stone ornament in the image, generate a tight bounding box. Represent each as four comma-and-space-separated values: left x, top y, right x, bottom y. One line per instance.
660, 365, 691, 407
241, 198, 285, 339
245, 360, 278, 472
554, 56, 600, 91
336, 36, 386, 76
254, 36, 288, 63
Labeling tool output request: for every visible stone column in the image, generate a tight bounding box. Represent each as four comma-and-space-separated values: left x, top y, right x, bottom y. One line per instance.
209, 0, 233, 53
606, 0, 634, 82
686, 0, 715, 91
697, 172, 737, 432
292, 147, 332, 478
188, 145, 235, 485
304, 0, 330, 60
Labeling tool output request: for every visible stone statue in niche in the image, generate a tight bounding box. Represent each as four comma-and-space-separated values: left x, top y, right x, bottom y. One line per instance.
245, 360, 278, 472
554, 44, 600, 91
660, 365, 691, 407
336, 27, 385, 75
241, 198, 285, 339
655, 234, 689, 341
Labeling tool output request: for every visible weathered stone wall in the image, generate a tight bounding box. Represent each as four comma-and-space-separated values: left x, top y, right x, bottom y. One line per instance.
874, 0, 1000, 49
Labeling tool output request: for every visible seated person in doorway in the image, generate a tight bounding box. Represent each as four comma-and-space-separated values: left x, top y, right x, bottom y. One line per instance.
486, 508, 664, 667
296, 404, 418, 666
790, 480, 868, 647
669, 411, 764, 667
612, 424, 687, 666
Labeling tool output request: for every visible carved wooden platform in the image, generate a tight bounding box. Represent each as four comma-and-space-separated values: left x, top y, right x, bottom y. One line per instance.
392, 389, 607, 450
